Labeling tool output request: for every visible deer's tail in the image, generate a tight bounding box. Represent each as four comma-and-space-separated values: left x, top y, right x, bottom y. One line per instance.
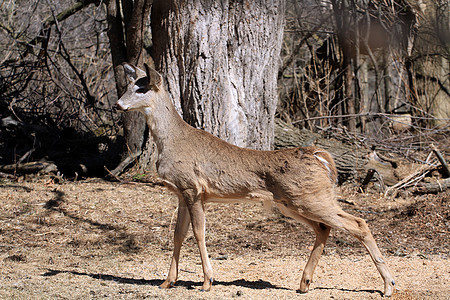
314, 150, 338, 185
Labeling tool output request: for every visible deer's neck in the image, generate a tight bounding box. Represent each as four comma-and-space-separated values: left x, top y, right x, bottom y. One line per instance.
141, 90, 188, 153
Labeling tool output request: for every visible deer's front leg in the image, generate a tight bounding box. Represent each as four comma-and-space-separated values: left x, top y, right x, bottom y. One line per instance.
188, 196, 213, 291
160, 198, 191, 289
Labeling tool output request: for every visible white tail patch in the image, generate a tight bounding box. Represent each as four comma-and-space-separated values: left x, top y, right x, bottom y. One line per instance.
314, 151, 334, 183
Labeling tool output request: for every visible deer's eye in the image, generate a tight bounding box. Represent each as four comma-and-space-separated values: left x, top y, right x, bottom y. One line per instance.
136, 88, 147, 94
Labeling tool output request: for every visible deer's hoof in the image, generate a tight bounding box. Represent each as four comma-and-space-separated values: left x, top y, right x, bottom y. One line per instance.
383, 280, 395, 297
159, 280, 175, 289
200, 278, 213, 291
298, 278, 311, 293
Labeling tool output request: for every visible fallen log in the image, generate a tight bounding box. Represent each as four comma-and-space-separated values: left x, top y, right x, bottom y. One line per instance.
275, 119, 366, 181
384, 161, 437, 196
274, 119, 398, 184
0, 161, 58, 175
413, 178, 450, 194
0, 171, 16, 179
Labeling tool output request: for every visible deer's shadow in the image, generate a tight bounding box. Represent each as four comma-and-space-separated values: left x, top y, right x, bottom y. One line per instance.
42, 269, 286, 290
42, 269, 382, 295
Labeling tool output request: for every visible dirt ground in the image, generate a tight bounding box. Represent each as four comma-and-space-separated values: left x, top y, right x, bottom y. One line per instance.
0, 178, 448, 299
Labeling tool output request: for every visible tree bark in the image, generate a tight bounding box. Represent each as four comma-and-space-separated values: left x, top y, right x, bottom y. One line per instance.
151, 0, 285, 150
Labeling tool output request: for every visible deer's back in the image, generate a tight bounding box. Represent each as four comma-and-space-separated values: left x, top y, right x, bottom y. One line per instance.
157, 126, 337, 205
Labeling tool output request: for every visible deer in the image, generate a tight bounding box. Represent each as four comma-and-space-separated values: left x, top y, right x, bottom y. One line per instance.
114, 63, 395, 297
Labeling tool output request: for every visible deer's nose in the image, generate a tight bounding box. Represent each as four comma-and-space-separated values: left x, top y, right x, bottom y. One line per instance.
114, 102, 125, 111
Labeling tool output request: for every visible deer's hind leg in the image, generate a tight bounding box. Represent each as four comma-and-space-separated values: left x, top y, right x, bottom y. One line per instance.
317, 208, 395, 297
275, 204, 331, 293
299, 221, 331, 293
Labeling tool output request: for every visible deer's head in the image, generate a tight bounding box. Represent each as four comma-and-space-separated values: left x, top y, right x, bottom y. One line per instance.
115, 63, 163, 112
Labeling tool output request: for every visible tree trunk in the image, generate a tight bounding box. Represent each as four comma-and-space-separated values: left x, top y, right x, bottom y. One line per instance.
106, 0, 152, 176
359, 58, 369, 133
331, 0, 356, 132
151, 0, 285, 150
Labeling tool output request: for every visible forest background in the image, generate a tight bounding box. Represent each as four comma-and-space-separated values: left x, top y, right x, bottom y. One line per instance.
0, 0, 448, 186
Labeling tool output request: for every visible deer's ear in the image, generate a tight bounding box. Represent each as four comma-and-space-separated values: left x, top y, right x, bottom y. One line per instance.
122, 63, 147, 82
144, 63, 162, 91
122, 63, 138, 81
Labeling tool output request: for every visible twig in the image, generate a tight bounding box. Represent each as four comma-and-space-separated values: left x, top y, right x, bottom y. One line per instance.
23, 0, 99, 57
278, 20, 326, 78
338, 198, 355, 205
292, 112, 450, 125
374, 152, 398, 168
17, 148, 36, 165
384, 160, 437, 196
103, 166, 123, 183
180, 269, 196, 274
431, 144, 450, 178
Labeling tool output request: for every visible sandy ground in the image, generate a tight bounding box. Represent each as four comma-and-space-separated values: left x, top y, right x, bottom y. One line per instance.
0, 179, 448, 299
